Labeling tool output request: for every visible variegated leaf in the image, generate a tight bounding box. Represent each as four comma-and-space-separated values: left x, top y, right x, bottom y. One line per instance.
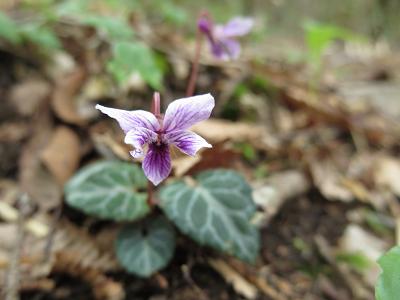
65, 160, 149, 221
116, 216, 175, 277
160, 169, 259, 263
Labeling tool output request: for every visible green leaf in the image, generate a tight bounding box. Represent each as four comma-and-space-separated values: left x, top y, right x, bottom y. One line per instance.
65, 160, 149, 221
336, 251, 371, 272
303, 21, 356, 68
159, 2, 188, 25
116, 216, 176, 277
55, 0, 89, 16
82, 15, 134, 41
107, 41, 163, 89
160, 169, 260, 263
19, 24, 61, 51
376, 245, 400, 300
0, 12, 21, 44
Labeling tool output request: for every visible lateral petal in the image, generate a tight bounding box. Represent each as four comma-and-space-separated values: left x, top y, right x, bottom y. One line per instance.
96, 104, 160, 133
163, 94, 214, 133
166, 130, 211, 156
125, 127, 157, 158
142, 143, 171, 186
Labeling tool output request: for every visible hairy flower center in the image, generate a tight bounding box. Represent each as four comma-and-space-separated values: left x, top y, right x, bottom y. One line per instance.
150, 140, 168, 151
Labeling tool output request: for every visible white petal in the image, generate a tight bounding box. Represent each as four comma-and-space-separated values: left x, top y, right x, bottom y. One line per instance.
162, 94, 214, 133
166, 130, 211, 156
96, 104, 160, 133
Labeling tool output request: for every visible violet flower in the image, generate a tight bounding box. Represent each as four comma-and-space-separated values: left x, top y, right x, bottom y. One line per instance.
96, 93, 214, 185
198, 16, 254, 60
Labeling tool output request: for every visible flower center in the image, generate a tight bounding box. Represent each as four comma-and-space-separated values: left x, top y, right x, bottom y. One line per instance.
150, 139, 168, 151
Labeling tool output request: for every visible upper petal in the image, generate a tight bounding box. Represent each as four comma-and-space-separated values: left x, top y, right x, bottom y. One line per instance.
163, 94, 214, 133
166, 130, 211, 156
142, 143, 171, 186
220, 17, 254, 37
125, 127, 157, 158
96, 104, 160, 133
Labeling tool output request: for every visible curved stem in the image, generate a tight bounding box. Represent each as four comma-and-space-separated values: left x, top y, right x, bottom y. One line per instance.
147, 180, 155, 207
186, 27, 203, 97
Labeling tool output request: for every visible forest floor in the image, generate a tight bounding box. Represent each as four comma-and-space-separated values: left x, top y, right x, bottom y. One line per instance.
1, 5, 400, 300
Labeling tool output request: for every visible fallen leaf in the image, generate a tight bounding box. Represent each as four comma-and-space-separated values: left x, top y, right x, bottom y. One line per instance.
339, 224, 388, 286
191, 119, 266, 144
19, 106, 62, 211
90, 121, 131, 160
208, 258, 258, 300
252, 170, 310, 226
51, 67, 88, 125
310, 160, 353, 202
0, 223, 17, 250
374, 156, 400, 197
9, 78, 51, 116
172, 142, 240, 177
41, 126, 81, 185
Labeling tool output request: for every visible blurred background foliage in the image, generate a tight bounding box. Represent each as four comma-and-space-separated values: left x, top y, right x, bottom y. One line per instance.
1, 0, 400, 82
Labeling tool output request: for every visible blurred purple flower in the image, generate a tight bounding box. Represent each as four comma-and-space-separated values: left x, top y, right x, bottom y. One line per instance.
96, 94, 214, 185
198, 16, 254, 60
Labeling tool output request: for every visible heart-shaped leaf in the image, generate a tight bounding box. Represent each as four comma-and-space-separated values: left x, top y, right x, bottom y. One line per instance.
116, 216, 175, 277
65, 160, 149, 221
160, 169, 260, 263
376, 245, 400, 300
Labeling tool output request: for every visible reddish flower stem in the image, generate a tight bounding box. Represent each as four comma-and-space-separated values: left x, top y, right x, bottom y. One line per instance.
186, 26, 203, 97
152, 91, 161, 120
147, 180, 155, 207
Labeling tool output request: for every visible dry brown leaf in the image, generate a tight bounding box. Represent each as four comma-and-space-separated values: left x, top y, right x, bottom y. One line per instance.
191, 119, 265, 144
19, 106, 62, 211
50, 219, 119, 272
374, 156, 400, 197
41, 126, 81, 185
90, 121, 131, 160
172, 142, 240, 177
0, 215, 119, 293
0, 122, 29, 143
54, 251, 124, 300
252, 170, 310, 226
0, 223, 17, 250
339, 224, 387, 286
51, 67, 88, 125
315, 235, 372, 299
0, 202, 49, 237
208, 258, 258, 300
10, 78, 51, 116
172, 155, 202, 177
310, 160, 353, 202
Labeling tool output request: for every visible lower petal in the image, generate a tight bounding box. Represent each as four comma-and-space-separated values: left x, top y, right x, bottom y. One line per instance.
221, 38, 241, 60
166, 130, 211, 156
143, 143, 171, 186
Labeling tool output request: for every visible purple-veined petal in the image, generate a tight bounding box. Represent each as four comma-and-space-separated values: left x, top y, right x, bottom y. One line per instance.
96, 104, 160, 133
124, 127, 157, 158
163, 94, 214, 133
210, 38, 241, 60
166, 130, 211, 156
209, 39, 225, 59
219, 17, 254, 37
142, 143, 171, 185
220, 38, 241, 60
